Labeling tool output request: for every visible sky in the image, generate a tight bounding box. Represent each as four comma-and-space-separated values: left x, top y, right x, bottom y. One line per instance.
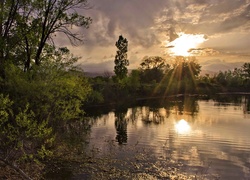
59, 0, 250, 73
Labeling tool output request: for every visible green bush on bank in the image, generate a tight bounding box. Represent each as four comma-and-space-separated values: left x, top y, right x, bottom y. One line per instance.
0, 56, 92, 179
0, 94, 54, 178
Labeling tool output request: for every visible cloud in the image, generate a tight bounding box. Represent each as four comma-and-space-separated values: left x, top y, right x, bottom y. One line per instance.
82, 0, 169, 47
200, 59, 245, 72
53, 0, 250, 72
188, 48, 220, 56
152, 0, 250, 59
155, 0, 250, 36
76, 0, 250, 49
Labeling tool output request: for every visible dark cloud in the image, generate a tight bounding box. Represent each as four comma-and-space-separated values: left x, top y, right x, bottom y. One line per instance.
83, 0, 168, 47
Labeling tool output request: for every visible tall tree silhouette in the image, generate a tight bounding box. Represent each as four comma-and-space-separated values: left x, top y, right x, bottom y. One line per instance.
114, 35, 129, 79
115, 112, 128, 145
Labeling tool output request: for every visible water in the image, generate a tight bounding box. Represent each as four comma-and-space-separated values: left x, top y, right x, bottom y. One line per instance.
84, 95, 250, 180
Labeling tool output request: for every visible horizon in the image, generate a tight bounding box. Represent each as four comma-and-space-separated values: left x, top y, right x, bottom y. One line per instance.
79, 58, 245, 76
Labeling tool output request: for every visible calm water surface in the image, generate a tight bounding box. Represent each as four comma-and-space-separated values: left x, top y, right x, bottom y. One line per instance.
85, 96, 250, 180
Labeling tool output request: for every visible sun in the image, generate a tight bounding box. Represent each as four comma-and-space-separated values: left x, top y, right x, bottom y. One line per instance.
175, 119, 191, 134
167, 33, 206, 56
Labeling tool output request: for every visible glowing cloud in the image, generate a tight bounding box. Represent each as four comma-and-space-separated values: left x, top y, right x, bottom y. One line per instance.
167, 33, 207, 56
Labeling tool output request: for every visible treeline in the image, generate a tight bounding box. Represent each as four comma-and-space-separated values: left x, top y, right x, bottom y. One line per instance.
87, 56, 250, 105
87, 35, 250, 105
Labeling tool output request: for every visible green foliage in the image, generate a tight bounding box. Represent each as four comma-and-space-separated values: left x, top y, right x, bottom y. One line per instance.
0, 94, 54, 164
88, 74, 140, 104
90, 56, 205, 101
127, 70, 141, 90
3, 58, 91, 122
242, 63, 250, 87
170, 56, 201, 80
166, 56, 201, 94
88, 57, 249, 106
137, 56, 201, 95
242, 63, 250, 79
0, 1, 93, 178
140, 56, 166, 70
86, 90, 105, 104
213, 63, 250, 91
0, 47, 92, 178
0, 0, 92, 72
114, 35, 129, 80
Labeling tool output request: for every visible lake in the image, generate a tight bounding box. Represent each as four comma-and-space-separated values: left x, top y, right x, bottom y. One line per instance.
80, 95, 250, 180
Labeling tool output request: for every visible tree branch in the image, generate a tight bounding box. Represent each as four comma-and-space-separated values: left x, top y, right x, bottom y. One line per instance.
0, 158, 32, 180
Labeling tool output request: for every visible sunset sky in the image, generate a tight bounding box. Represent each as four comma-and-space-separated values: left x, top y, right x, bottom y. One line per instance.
61, 0, 250, 73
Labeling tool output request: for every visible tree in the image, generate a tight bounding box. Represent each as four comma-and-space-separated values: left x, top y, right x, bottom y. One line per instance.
3, 47, 91, 122
241, 63, 250, 88
140, 56, 166, 70
171, 56, 201, 80
0, 47, 92, 178
0, 0, 21, 77
139, 56, 167, 83
214, 63, 250, 90
168, 56, 201, 93
242, 63, 250, 79
0, 0, 92, 72
114, 35, 129, 79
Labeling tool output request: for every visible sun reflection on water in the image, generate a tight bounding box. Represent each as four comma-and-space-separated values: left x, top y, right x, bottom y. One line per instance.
175, 119, 191, 134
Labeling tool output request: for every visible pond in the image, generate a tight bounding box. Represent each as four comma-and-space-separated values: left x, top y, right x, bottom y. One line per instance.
77, 95, 250, 180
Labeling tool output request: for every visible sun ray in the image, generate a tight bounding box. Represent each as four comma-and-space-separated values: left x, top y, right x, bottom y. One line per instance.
187, 59, 197, 90
164, 63, 179, 96
157, 56, 200, 96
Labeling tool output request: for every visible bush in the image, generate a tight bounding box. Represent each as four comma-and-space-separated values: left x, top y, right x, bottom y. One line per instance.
3, 62, 91, 123
0, 94, 54, 179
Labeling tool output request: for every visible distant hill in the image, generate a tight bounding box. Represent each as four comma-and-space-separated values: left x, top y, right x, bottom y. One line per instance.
80, 59, 246, 77
84, 71, 114, 77
200, 70, 217, 76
